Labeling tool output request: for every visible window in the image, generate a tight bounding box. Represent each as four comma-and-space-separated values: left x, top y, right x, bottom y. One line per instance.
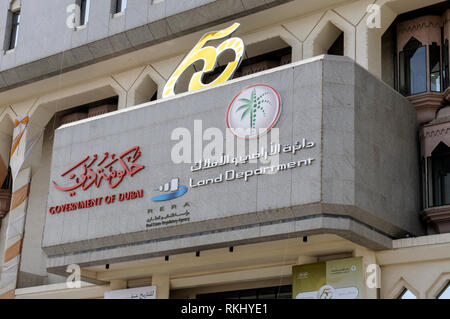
429, 44, 441, 92
429, 143, 450, 207
113, 0, 127, 14
443, 39, 449, 90
327, 32, 344, 56
437, 282, 450, 299
394, 52, 398, 91
8, 10, 20, 50
422, 159, 426, 209
398, 288, 417, 299
78, 0, 90, 26
58, 96, 118, 127
399, 37, 427, 96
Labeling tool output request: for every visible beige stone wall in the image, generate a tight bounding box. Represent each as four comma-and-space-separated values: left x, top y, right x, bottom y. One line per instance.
11, 233, 450, 299
377, 234, 450, 299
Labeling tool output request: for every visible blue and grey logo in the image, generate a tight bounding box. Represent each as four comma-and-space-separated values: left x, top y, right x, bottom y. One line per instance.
151, 178, 187, 202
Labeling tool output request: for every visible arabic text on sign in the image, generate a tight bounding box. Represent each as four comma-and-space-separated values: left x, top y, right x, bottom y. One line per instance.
52, 146, 145, 196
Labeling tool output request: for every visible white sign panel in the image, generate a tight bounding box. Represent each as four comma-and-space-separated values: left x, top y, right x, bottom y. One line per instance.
104, 286, 156, 299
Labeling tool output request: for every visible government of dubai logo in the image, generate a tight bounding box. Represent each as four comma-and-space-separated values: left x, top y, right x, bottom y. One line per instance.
151, 178, 187, 202
226, 84, 281, 139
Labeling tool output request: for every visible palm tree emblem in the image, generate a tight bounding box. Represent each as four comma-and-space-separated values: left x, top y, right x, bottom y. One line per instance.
236, 88, 271, 134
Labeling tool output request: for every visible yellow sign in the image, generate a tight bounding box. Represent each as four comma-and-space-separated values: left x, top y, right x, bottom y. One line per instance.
292, 257, 364, 299
162, 23, 245, 98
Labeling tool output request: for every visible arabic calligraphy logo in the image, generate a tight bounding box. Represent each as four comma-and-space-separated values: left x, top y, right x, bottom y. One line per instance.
226, 84, 281, 139
318, 285, 335, 299
162, 23, 244, 98
151, 178, 187, 202
53, 146, 145, 196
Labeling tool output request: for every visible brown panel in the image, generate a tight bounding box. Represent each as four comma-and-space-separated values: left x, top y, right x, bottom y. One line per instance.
4, 239, 22, 263
0, 289, 15, 299
9, 183, 30, 211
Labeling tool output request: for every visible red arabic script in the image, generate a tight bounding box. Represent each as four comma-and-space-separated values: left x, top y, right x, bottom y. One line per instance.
53, 146, 145, 196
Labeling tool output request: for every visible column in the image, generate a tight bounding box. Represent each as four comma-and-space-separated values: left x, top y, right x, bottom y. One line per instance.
353, 247, 378, 299
0, 168, 31, 299
152, 274, 170, 299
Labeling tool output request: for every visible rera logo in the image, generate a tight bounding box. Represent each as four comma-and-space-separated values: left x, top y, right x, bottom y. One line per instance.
151, 178, 188, 202
226, 84, 282, 139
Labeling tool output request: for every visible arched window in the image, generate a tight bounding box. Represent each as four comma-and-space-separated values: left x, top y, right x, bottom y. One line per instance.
112, 0, 127, 14
429, 142, 450, 207
4, 0, 21, 51
327, 32, 344, 56
398, 288, 417, 299
77, 0, 90, 26
399, 37, 427, 96
429, 43, 441, 92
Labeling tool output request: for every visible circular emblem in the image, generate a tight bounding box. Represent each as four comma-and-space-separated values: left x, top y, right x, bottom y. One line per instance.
226, 84, 282, 139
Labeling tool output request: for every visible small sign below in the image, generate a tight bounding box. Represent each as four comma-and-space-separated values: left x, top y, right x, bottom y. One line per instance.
104, 286, 156, 299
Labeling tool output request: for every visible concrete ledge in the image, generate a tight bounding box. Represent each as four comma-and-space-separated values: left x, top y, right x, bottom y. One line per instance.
46, 214, 393, 280
42, 203, 401, 257
392, 232, 450, 249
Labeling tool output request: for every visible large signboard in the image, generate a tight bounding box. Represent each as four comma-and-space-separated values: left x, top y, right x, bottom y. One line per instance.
292, 257, 364, 299
43, 58, 322, 255
42, 56, 421, 269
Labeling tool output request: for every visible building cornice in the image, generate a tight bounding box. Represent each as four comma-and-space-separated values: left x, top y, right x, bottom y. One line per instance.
420, 127, 450, 139
397, 17, 443, 35
423, 205, 450, 234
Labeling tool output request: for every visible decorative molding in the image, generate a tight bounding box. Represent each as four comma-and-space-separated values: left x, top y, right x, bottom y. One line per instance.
397, 21, 442, 34
397, 15, 443, 50
443, 87, 450, 103
385, 277, 420, 299
420, 127, 450, 139
408, 92, 444, 125
423, 206, 450, 234
426, 272, 450, 299
304, 10, 356, 59
420, 118, 450, 157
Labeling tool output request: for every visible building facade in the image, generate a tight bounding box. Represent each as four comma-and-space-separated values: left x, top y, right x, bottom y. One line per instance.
0, 0, 449, 299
